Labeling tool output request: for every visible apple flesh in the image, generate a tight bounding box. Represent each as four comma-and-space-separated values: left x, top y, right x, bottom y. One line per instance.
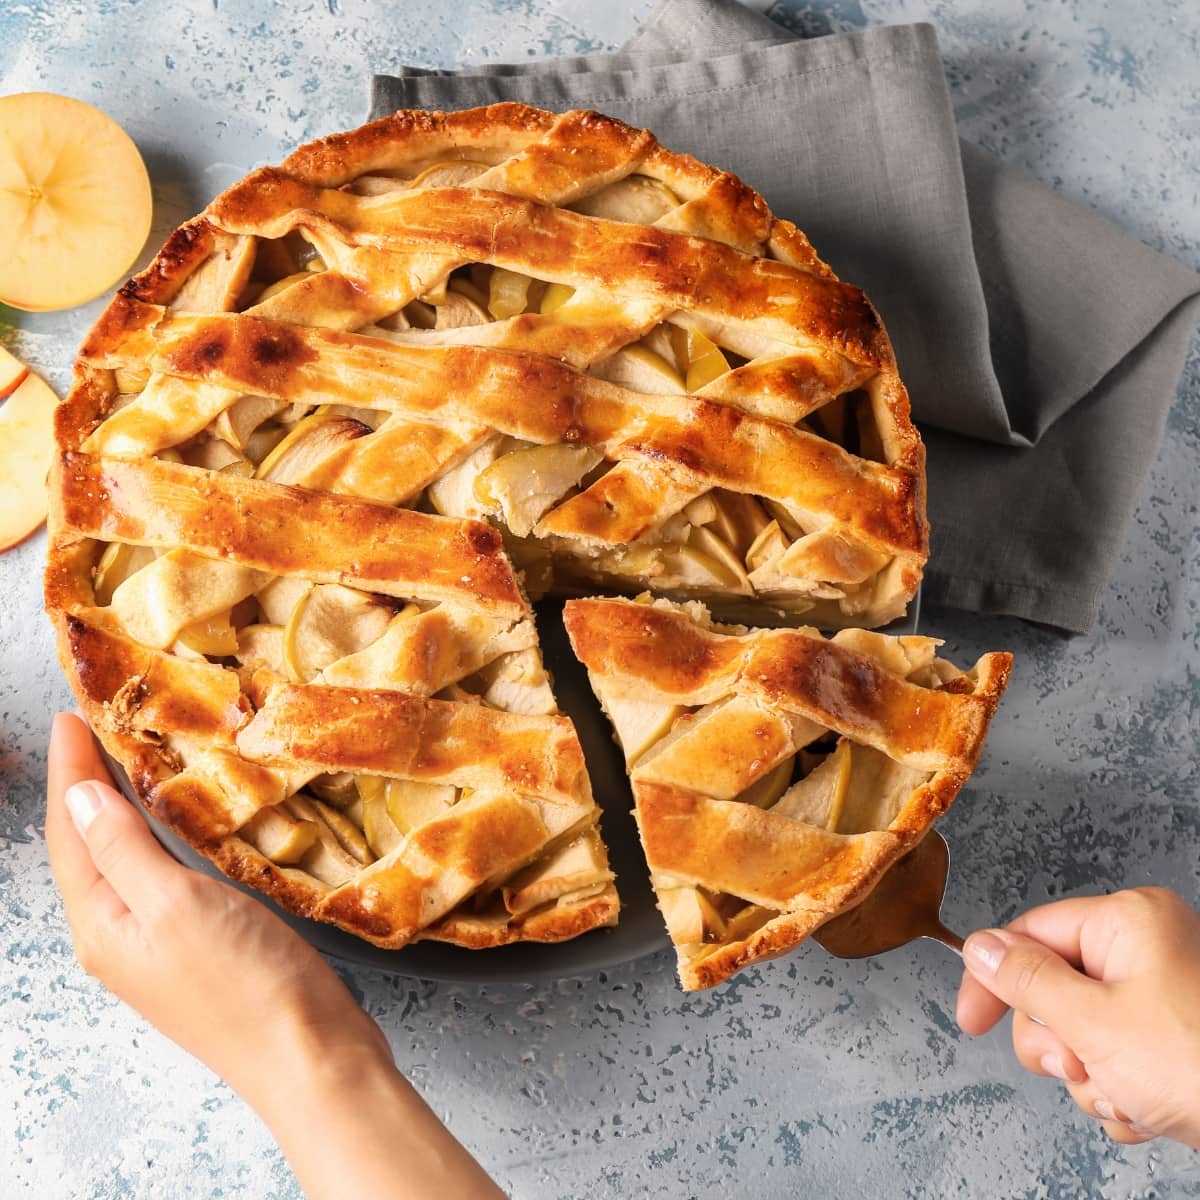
0, 346, 59, 551
0, 92, 153, 312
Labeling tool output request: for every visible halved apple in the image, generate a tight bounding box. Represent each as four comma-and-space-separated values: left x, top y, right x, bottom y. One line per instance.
0, 347, 60, 551
0, 93, 153, 311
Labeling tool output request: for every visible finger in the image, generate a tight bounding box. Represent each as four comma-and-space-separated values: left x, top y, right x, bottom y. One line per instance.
63, 773, 189, 919
1011, 1011, 1088, 1083
46, 714, 122, 916
956, 970, 1011, 1035
1099, 1121, 1159, 1146
1006, 896, 1122, 980
1064, 1080, 1158, 1145
962, 928, 1105, 1046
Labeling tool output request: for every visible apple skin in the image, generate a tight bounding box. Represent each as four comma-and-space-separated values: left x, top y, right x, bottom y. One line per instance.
0, 350, 28, 400
0, 349, 59, 552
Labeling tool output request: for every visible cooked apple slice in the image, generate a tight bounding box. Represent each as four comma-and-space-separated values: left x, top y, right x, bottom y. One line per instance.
834, 744, 930, 836
448, 275, 492, 309
433, 291, 490, 329
215, 394, 288, 453
256, 576, 312, 627
657, 884, 727, 945
359, 779, 404, 858
571, 175, 679, 224
0, 351, 60, 551
591, 344, 684, 394
501, 831, 613, 913
708, 491, 770, 557
539, 282, 575, 313
0, 93, 153, 311
382, 777, 457, 835
426, 433, 507, 518
469, 648, 557, 716
283, 583, 392, 683
487, 267, 534, 319
655, 541, 752, 594
235, 622, 288, 676
681, 494, 718, 528
589, 675, 686, 767
772, 740, 851, 829
176, 611, 239, 657
670, 327, 730, 391
475, 443, 602, 536
241, 805, 320, 866
686, 526, 751, 590
256, 414, 370, 486
92, 541, 155, 606
407, 161, 490, 189
287, 795, 373, 876
735, 758, 794, 809
745, 519, 790, 572
404, 299, 438, 329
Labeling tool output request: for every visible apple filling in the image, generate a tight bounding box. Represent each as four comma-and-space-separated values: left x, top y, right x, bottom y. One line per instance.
81, 409, 609, 914
79, 158, 917, 900
590, 614, 965, 958
97, 160, 905, 626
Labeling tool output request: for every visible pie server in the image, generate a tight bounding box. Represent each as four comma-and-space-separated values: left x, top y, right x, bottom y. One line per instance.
813, 829, 966, 960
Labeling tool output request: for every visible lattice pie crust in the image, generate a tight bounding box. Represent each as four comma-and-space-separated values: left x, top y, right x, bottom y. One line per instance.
46, 104, 972, 970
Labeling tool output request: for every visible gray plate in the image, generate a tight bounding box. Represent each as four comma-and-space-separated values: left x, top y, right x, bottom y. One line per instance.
103, 593, 919, 983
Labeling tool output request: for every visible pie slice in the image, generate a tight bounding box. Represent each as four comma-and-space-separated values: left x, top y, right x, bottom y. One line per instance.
70, 102, 926, 631
563, 596, 1012, 989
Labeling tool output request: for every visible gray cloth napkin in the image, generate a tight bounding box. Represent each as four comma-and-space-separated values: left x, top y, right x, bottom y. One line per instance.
371, 0, 1200, 632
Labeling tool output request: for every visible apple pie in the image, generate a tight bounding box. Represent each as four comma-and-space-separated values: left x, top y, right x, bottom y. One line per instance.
45, 103, 958, 967
564, 596, 1011, 989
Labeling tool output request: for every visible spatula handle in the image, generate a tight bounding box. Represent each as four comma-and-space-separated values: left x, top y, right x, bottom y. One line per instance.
925, 922, 965, 957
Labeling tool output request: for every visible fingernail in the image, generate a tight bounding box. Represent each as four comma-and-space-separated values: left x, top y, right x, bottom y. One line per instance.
1129, 1122, 1157, 1137
1094, 1099, 1117, 1122
1040, 1053, 1067, 1080
963, 930, 1008, 977
65, 782, 105, 834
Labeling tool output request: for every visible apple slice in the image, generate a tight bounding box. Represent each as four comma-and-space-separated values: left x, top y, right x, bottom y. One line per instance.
0, 347, 59, 551
0, 349, 27, 399
0, 93, 153, 311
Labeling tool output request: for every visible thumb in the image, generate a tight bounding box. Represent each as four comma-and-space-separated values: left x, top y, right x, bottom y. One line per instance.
962, 927, 1104, 1040
65, 779, 186, 916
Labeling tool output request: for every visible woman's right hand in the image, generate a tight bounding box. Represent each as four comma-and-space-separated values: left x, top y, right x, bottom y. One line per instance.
956, 887, 1200, 1148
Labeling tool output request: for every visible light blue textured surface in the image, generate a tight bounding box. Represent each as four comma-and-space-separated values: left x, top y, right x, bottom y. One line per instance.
2, 2, 1199, 1197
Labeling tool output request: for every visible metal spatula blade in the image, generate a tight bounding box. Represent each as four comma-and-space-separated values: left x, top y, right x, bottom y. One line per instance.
813, 830, 965, 959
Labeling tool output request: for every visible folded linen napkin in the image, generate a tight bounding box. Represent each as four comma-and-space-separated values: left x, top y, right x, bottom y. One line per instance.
371, 0, 1200, 632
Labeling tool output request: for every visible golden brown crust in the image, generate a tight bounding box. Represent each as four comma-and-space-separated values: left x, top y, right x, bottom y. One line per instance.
58, 452, 526, 617
60, 102, 926, 627
208, 178, 887, 367
47, 102, 934, 966
237, 683, 589, 803
83, 309, 921, 557
564, 596, 1011, 989
565, 599, 1004, 772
